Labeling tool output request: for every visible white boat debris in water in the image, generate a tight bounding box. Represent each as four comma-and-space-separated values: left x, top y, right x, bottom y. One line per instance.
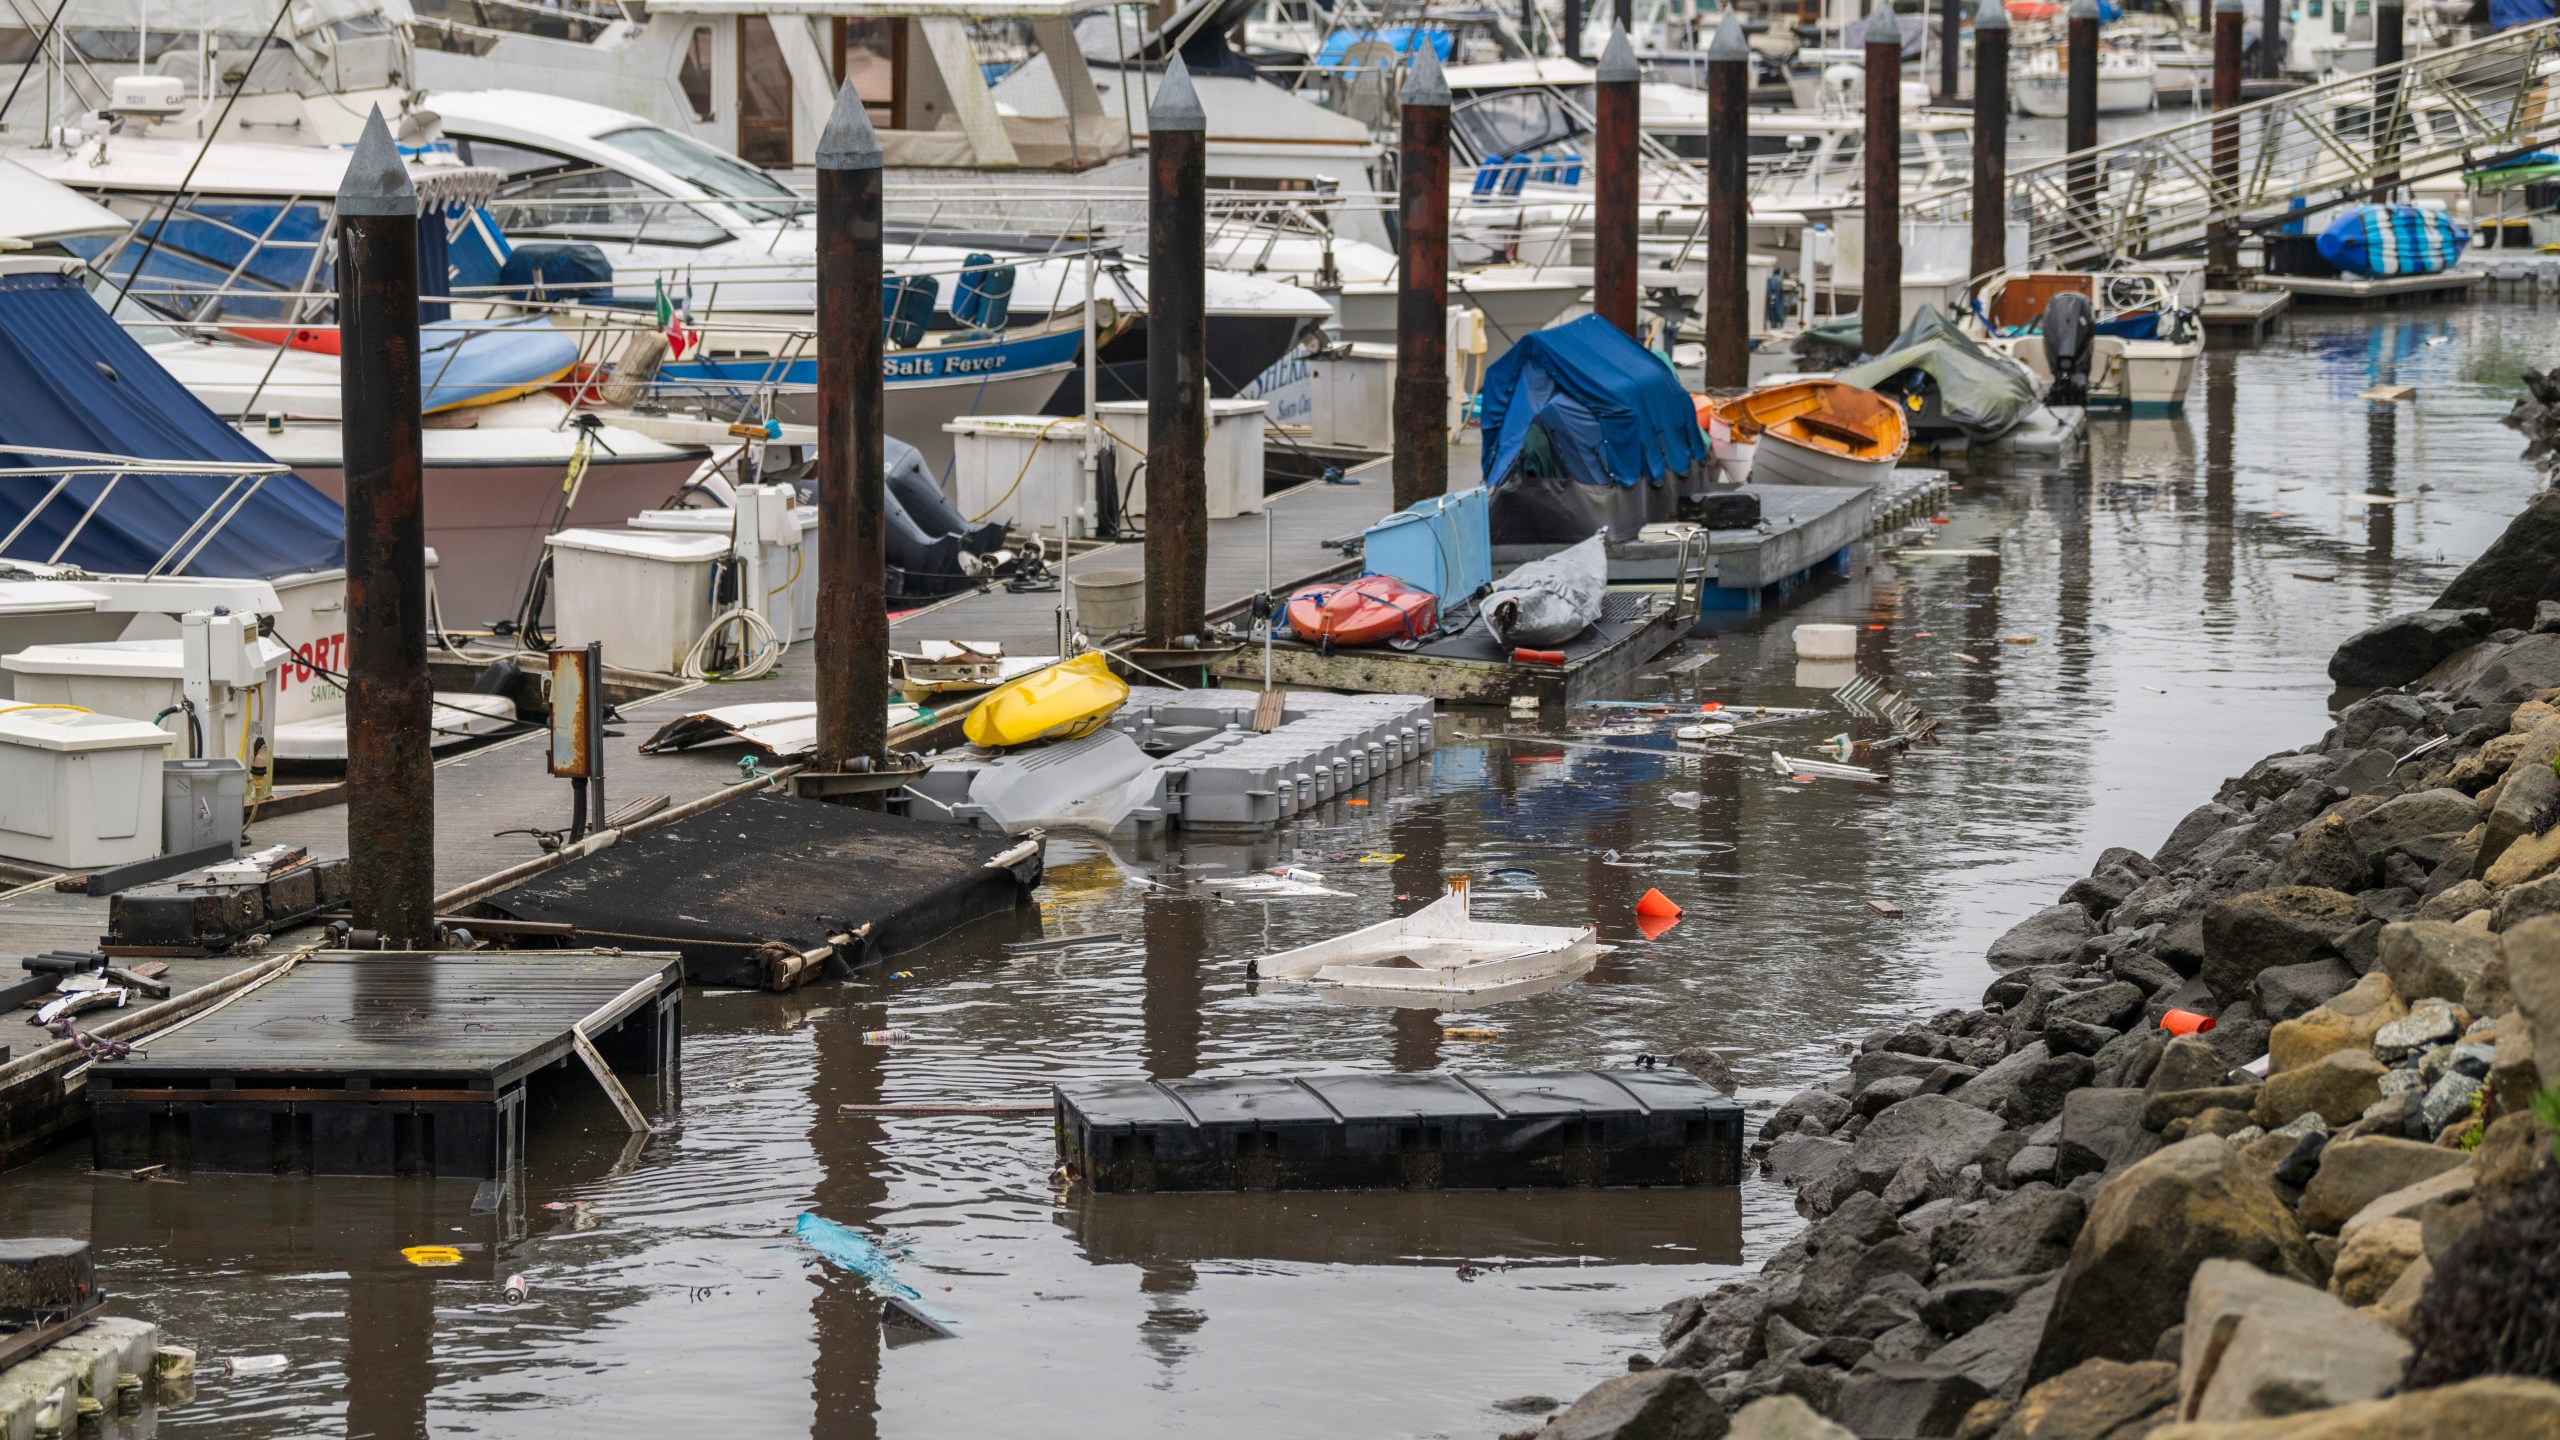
1250, 877, 1610, 996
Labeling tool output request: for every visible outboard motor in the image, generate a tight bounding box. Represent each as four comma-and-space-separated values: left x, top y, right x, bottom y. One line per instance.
2040, 290, 2095, 409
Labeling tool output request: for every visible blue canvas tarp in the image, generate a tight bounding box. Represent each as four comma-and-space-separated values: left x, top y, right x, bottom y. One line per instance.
1481, 315, 1706, 494
2316, 204, 2468, 277
0, 269, 345, 579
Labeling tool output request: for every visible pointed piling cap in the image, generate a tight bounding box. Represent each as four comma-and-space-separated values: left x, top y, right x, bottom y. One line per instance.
1708, 10, 1752, 61
1401, 40, 1452, 107
1976, 0, 2010, 31
335, 106, 416, 218
2067, 0, 2102, 17
1150, 55, 1208, 132
1597, 23, 1640, 83
817, 77, 884, 170
2213, 0, 2243, 13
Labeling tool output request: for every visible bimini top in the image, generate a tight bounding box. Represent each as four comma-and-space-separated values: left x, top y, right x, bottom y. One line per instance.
1479, 314, 1708, 493
0, 260, 345, 579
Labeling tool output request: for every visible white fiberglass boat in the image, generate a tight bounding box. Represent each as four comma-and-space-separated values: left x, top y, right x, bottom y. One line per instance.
1958, 267, 2203, 414
1250, 876, 1611, 996
2013, 44, 2160, 117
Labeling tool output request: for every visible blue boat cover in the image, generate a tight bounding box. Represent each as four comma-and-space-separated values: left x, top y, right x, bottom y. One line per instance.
1479, 315, 1707, 494
2491, 0, 2555, 29
0, 269, 343, 579
2316, 204, 2468, 277
1313, 25, 1453, 71
418, 317, 579, 413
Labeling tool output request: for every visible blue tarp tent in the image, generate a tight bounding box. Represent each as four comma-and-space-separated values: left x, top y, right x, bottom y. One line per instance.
1478, 315, 1706, 542
0, 268, 345, 578
2491, 0, 2554, 29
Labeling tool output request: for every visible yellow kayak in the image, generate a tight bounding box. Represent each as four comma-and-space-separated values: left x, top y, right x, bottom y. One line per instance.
962, 652, 1129, 748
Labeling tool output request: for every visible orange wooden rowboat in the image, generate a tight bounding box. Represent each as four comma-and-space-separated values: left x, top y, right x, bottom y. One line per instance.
1713, 379, 1909, 487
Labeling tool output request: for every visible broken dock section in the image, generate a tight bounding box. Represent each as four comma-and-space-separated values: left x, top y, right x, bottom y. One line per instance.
87, 949, 680, 1177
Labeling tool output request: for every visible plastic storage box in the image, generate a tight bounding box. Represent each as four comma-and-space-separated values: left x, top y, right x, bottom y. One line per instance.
545, 529, 729, 674
1, 636, 286, 756
1362, 487, 1492, 602
0, 707, 170, 867
1096, 398, 1268, 519
163, 757, 245, 858
944, 415, 1112, 536
627, 500, 818, 643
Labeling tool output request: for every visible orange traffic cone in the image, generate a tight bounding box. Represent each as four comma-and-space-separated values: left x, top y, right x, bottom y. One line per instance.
1636, 888, 1682, 919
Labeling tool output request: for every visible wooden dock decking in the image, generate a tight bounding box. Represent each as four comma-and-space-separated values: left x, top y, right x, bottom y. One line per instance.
2201, 287, 2291, 340
86, 950, 680, 1177
2253, 271, 2482, 308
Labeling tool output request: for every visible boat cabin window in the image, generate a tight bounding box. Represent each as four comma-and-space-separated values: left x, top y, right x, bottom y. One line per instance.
488, 167, 733, 248
833, 17, 903, 129
739, 15, 794, 169
679, 25, 716, 123
597, 126, 811, 221
1449, 90, 1585, 165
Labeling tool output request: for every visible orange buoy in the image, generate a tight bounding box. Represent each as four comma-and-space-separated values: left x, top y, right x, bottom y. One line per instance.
1636, 888, 1682, 919
2160, 1009, 2217, 1036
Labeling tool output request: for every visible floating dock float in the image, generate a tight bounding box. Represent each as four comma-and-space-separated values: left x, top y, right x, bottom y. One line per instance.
2199, 287, 2290, 340
2252, 270, 2481, 307
87, 950, 681, 1178
910, 688, 1433, 834
475, 792, 1043, 987
1056, 1068, 1745, 1193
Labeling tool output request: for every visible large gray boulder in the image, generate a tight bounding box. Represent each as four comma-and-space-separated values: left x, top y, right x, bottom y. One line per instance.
1989, 904, 2100, 972
2299, 1137, 2471, 1234
2200, 887, 2366, 1007
1955, 1044, 2094, 1128
2417, 632, 2560, 708
1849, 1096, 2012, 1195
2433, 486, 2560, 630
1724, 1395, 1850, 1440
1999, 1358, 2180, 1440
1537, 1368, 1729, 1440
2329, 609, 2494, 689
2175, 1259, 2411, 1423
1928, 1277, 2060, 1401
2028, 1138, 2322, 1385
2377, 921, 2499, 1006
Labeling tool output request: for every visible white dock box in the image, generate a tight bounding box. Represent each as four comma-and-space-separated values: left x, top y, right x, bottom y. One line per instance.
627, 502, 819, 643
0, 707, 169, 867
945, 416, 1112, 536
1096, 398, 1268, 519
1, 635, 286, 758
545, 529, 728, 674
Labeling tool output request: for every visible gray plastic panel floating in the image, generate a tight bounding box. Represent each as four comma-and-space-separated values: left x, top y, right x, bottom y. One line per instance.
910, 688, 1435, 836
1056, 1068, 1745, 1193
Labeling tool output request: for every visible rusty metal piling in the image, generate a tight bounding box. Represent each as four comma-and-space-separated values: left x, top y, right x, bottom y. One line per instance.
815, 79, 888, 777
1862, 24, 1902, 358
1703, 12, 1751, 389
1146, 58, 1209, 646
1971, 0, 2010, 280
335, 108, 434, 947
1594, 25, 1641, 341
1392, 46, 1451, 512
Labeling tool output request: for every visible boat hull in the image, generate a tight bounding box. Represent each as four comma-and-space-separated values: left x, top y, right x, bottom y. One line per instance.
285, 450, 706, 630
1750, 433, 1901, 487
2014, 71, 2157, 117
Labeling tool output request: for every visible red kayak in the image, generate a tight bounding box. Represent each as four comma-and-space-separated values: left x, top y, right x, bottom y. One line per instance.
1286, 575, 1438, 646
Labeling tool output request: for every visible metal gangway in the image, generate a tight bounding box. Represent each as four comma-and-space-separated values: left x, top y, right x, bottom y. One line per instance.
1914, 18, 2560, 266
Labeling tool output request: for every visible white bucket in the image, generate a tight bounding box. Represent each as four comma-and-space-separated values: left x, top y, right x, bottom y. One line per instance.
1070, 569, 1146, 635
1793, 623, 1860, 661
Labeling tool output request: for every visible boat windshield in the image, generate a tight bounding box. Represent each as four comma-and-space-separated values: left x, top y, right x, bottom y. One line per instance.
597, 126, 811, 221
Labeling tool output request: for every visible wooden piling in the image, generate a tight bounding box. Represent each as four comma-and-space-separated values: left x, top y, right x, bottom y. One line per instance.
2373, 0, 2405, 194
1146, 58, 1209, 646
815, 79, 888, 776
2066, 0, 2100, 219
2260, 0, 2282, 79
1704, 12, 1752, 389
1594, 26, 1641, 340
1970, 0, 2010, 281
2211, 0, 2244, 279
1862, 25, 1902, 358
1393, 46, 1452, 511
335, 109, 434, 947
1939, 0, 1963, 102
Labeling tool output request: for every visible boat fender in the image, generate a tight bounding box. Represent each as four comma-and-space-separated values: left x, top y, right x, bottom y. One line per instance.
1511, 648, 1567, 665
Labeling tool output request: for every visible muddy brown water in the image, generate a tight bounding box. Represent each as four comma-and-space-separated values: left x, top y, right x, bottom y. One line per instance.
5, 299, 2555, 1437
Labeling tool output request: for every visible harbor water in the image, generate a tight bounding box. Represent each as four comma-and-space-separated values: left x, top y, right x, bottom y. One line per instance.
4, 296, 2552, 1437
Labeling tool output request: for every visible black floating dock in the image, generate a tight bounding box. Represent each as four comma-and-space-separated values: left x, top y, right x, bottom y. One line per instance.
1211, 591, 1693, 706
88, 950, 680, 1178
477, 792, 1043, 989
1057, 1069, 1744, 1193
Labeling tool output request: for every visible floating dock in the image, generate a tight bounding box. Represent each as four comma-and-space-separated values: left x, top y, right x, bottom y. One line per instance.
907, 688, 1435, 834
2253, 270, 2481, 307
87, 950, 681, 1178
1213, 588, 1695, 704
1057, 1068, 1745, 1193
2200, 287, 2290, 340
476, 792, 1043, 987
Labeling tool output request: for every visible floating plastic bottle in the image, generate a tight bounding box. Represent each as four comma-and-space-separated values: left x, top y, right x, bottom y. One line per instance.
221, 1355, 286, 1376
862, 1028, 912, 1046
